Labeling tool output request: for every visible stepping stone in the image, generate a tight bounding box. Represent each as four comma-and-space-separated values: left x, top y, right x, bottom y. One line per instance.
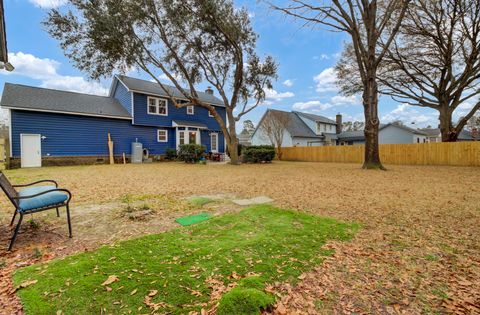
232, 196, 274, 206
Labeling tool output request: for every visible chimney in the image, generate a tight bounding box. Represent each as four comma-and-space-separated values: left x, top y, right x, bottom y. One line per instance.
205, 87, 214, 95
336, 113, 342, 134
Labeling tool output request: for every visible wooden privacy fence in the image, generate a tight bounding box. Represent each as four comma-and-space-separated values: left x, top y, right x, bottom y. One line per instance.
281, 142, 480, 166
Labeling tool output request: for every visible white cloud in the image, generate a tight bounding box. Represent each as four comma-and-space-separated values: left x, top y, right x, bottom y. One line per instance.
29, 0, 67, 8
292, 100, 333, 111
382, 103, 438, 127
314, 67, 338, 93
3, 52, 108, 95
331, 95, 360, 106
282, 79, 294, 87
264, 88, 294, 101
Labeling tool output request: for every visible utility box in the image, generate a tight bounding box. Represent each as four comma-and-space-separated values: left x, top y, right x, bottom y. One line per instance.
131, 142, 143, 164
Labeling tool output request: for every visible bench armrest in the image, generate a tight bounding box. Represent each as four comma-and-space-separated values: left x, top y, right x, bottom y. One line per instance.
13, 180, 59, 188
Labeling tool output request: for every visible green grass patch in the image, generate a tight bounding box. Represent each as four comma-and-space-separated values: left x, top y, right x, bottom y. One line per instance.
186, 196, 214, 206
14, 205, 358, 314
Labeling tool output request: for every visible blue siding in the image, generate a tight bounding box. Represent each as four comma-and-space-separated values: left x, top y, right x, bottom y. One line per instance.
11, 110, 225, 157
112, 81, 132, 115
132, 92, 226, 130
11, 110, 176, 157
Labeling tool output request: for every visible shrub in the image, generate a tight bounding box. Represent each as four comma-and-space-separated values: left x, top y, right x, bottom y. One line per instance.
165, 148, 177, 160
242, 145, 275, 163
177, 144, 206, 163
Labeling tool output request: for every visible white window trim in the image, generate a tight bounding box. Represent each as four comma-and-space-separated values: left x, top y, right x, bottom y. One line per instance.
157, 129, 168, 142
187, 105, 194, 115
147, 96, 168, 116
210, 132, 219, 152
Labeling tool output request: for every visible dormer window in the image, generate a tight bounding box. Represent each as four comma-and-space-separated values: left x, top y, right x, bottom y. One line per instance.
147, 96, 168, 116
187, 105, 194, 115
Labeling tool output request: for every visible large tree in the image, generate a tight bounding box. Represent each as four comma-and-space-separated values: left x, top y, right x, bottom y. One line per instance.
337, 0, 480, 142
273, 0, 410, 169
44, 0, 277, 164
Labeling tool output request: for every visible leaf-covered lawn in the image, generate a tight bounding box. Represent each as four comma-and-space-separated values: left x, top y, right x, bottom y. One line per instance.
13, 205, 358, 314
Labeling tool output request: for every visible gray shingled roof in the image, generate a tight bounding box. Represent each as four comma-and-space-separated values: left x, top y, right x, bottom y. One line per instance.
265, 109, 322, 138
420, 128, 473, 140
293, 111, 336, 124
1, 83, 131, 118
172, 120, 208, 129
337, 130, 365, 140
117, 75, 225, 107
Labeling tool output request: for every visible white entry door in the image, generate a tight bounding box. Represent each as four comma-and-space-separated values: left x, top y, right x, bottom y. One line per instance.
21, 134, 42, 168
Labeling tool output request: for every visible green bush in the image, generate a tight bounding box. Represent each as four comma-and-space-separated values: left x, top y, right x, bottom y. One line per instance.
165, 148, 177, 160
242, 145, 275, 163
177, 144, 206, 163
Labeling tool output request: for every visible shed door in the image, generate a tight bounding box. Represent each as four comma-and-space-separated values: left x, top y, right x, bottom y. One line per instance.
21, 134, 41, 168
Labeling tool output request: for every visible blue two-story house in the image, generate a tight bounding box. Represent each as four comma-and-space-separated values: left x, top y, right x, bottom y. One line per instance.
1, 75, 226, 167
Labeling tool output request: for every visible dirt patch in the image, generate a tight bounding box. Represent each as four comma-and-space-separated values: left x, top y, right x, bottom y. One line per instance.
1, 162, 480, 314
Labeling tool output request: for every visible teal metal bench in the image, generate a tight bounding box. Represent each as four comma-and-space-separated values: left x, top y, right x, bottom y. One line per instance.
0, 172, 72, 250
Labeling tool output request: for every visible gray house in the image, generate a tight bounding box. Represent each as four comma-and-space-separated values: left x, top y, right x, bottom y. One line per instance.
419, 128, 475, 143
252, 109, 431, 147
251, 109, 340, 147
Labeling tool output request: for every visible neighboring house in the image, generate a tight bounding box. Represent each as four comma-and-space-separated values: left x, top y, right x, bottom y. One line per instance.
238, 129, 252, 146
251, 109, 340, 147
338, 123, 428, 145
1, 75, 226, 167
419, 128, 475, 142
252, 109, 432, 147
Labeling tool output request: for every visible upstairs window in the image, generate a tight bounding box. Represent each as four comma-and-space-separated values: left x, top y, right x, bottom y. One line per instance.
187, 105, 194, 115
147, 96, 168, 116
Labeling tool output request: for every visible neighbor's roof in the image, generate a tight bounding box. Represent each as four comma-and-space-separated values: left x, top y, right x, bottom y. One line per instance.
420, 128, 473, 140
116, 75, 224, 107
337, 130, 365, 141
381, 123, 428, 135
265, 109, 323, 139
0, 0, 7, 63
1, 83, 132, 119
293, 111, 336, 124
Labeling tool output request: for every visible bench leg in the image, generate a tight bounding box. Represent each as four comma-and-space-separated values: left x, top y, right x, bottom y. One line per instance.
8, 213, 23, 251
66, 204, 72, 238
56, 207, 60, 217
10, 210, 17, 226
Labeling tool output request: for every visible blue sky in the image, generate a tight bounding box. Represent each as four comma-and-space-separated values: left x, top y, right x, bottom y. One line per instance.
0, 0, 456, 129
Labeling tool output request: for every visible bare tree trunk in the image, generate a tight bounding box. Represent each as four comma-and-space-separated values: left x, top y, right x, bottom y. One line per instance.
362, 72, 385, 170
276, 146, 283, 160
439, 107, 458, 142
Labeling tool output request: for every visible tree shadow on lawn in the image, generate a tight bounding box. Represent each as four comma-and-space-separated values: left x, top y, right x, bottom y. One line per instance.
12, 205, 358, 315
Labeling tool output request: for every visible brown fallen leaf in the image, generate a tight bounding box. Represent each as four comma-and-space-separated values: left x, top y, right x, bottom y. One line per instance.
16, 279, 38, 291
148, 290, 158, 297
130, 288, 138, 296
101, 275, 119, 286
106, 287, 112, 292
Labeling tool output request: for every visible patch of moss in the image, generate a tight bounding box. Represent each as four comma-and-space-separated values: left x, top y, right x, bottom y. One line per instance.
187, 196, 214, 206
217, 287, 274, 315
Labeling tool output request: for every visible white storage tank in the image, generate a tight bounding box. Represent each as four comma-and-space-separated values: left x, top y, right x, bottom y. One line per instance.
131, 141, 143, 164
